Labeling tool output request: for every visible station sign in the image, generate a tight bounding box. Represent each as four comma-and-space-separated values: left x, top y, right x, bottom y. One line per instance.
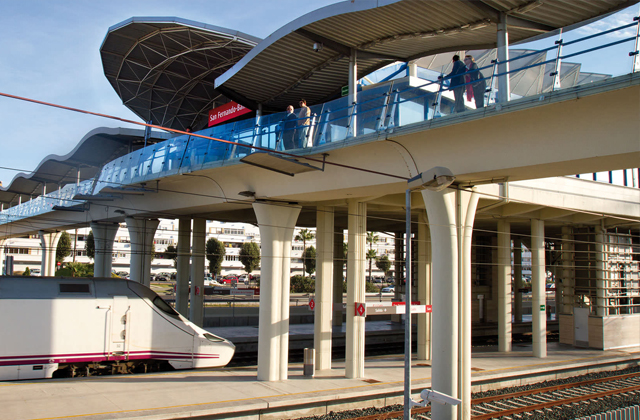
208, 101, 251, 127
309, 298, 315, 311
230, 289, 255, 296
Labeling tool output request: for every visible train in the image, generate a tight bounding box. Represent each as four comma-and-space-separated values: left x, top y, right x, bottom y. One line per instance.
0, 277, 235, 380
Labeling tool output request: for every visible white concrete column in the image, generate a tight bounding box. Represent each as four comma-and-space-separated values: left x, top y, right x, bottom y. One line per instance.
176, 218, 191, 316
333, 231, 344, 327
421, 189, 458, 420
513, 238, 523, 323
125, 217, 159, 287
595, 226, 607, 317
90, 222, 119, 278
0, 239, 6, 275
189, 218, 206, 326
561, 226, 574, 316
39, 230, 62, 276
417, 211, 432, 361
498, 220, 512, 352
460, 189, 479, 420
346, 199, 366, 379
497, 12, 511, 103
253, 202, 301, 381
348, 48, 358, 136
315, 206, 334, 370
531, 219, 547, 358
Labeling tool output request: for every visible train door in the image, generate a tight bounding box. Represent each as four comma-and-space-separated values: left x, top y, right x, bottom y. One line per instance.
110, 296, 130, 357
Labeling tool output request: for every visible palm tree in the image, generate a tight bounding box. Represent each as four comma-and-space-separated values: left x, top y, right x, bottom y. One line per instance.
295, 229, 315, 276
366, 232, 379, 281
366, 249, 377, 282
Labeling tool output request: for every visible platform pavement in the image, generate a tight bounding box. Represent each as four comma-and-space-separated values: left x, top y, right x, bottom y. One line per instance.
2, 342, 639, 420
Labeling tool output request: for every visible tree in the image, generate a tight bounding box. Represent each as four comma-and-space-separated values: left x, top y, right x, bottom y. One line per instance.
303, 246, 316, 275
205, 238, 225, 275
366, 249, 377, 281
85, 230, 95, 260
375, 255, 392, 279
23, 267, 31, 276
56, 232, 72, 263
295, 229, 315, 275
164, 245, 178, 268
239, 242, 260, 274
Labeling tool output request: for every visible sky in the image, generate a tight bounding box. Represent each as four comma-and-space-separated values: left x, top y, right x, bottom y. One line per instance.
0, 1, 638, 188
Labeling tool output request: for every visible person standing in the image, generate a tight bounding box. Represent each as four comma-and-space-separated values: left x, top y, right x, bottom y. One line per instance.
464, 55, 486, 109
282, 105, 297, 150
440, 55, 466, 113
297, 99, 311, 147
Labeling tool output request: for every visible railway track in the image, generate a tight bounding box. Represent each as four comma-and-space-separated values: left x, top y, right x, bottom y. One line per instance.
302, 370, 640, 420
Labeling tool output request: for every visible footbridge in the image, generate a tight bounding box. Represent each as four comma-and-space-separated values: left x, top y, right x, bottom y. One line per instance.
1, 3, 640, 420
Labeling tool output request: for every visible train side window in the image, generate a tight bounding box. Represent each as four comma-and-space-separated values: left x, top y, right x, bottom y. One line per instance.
204, 333, 224, 342
60, 284, 91, 293
152, 296, 180, 318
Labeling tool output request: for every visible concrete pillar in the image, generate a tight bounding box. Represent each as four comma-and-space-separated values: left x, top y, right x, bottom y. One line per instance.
417, 211, 432, 361
531, 219, 547, 358
595, 226, 607, 316
497, 220, 512, 352
0, 239, 6, 275
176, 218, 191, 316
315, 206, 334, 370
561, 226, 574, 315
348, 48, 358, 136
253, 202, 301, 381
332, 230, 344, 327
421, 188, 478, 420
345, 200, 366, 379
125, 217, 159, 287
497, 12, 511, 103
189, 218, 206, 326
39, 231, 62, 276
90, 222, 119, 278
513, 237, 523, 323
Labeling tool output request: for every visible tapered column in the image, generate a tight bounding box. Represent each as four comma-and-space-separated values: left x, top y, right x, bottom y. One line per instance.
253, 202, 301, 381
189, 218, 206, 326
421, 188, 478, 420
513, 238, 523, 323
315, 206, 334, 370
346, 200, 366, 379
90, 222, 119, 278
125, 217, 159, 287
417, 211, 432, 361
39, 230, 62, 276
498, 220, 512, 352
175, 218, 191, 316
531, 219, 547, 358
333, 231, 344, 327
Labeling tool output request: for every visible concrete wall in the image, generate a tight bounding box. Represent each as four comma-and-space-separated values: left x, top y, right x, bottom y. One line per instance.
589, 314, 640, 350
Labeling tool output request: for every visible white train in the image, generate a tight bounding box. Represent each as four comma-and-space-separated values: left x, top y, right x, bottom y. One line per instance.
0, 277, 235, 380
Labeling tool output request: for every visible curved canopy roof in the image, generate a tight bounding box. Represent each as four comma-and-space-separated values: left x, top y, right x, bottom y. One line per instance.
215, 0, 636, 111
100, 17, 260, 131
0, 127, 170, 206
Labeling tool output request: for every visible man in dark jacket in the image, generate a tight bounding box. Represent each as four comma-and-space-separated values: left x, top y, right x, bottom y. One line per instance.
442, 55, 467, 113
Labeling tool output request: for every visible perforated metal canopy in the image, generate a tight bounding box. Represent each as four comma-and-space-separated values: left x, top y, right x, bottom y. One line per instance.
215, 0, 636, 111
100, 17, 261, 132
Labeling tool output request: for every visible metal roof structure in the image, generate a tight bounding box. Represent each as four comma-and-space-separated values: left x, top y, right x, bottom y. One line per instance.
0, 128, 170, 207
215, 0, 636, 111
100, 17, 260, 132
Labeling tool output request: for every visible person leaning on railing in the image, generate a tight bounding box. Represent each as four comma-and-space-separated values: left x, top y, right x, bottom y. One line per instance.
464, 55, 486, 109
297, 99, 311, 147
282, 105, 297, 150
439, 55, 467, 113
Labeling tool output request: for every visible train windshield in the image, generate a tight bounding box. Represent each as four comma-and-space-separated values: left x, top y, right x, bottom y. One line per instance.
152, 296, 180, 318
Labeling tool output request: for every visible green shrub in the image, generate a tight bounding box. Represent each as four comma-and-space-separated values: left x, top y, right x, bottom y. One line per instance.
290, 275, 315, 293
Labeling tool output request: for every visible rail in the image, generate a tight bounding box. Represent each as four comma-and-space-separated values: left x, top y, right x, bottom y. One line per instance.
1, 17, 639, 225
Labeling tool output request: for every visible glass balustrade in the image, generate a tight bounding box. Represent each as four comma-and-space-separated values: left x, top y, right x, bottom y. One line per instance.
2, 17, 639, 225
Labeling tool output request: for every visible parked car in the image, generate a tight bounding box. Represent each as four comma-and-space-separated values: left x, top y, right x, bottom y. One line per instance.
221, 276, 238, 284
381, 286, 395, 293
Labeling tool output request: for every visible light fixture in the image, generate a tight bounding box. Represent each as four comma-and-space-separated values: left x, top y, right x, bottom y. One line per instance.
407, 166, 456, 192
238, 190, 256, 198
